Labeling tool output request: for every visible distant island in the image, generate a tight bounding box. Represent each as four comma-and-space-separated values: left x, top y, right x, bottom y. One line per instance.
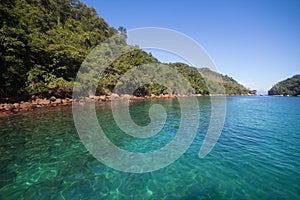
268, 75, 300, 96
0, 0, 255, 105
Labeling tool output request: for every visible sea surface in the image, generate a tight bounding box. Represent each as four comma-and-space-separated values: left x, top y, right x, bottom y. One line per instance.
0, 96, 299, 199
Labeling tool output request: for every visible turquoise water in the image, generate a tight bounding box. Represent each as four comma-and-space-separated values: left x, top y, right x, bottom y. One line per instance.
0, 96, 299, 199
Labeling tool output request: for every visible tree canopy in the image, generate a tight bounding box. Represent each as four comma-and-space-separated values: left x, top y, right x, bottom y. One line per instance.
0, 0, 116, 99
0, 0, 253, 101
199, 68, 251, 95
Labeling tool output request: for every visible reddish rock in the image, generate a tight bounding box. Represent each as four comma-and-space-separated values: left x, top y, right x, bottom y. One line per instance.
20, 102, 32, 110
99, 96, 106, 101
94, 96, 100, 101
120, 94, 131, 100
3, 104, 14, 111
41, 99, 50, 105
35, 98, 41, 105
130, 96, 141, 100
106, 95, 111, 101
111, 93, 120, 100
49, 96, 56, 102
61, 99, 68, 104
54, 98, 62, 104
13, 103, 20, 109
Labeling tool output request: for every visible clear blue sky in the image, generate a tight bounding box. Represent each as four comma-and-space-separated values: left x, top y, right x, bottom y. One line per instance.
82, 0, 300, 94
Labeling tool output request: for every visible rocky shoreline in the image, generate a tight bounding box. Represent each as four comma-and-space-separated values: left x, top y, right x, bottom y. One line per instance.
0, 97, 72, 116
0, 94, 178, 116
0, 93, 256, 116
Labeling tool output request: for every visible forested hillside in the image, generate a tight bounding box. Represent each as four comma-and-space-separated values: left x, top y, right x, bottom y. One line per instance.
0, 0, 116, 99
268, 75, 300, 96
199, 68, 255, 95
0, 0, 253, 102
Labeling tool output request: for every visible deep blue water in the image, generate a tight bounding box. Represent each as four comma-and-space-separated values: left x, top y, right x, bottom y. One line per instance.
0, 96, 299, 199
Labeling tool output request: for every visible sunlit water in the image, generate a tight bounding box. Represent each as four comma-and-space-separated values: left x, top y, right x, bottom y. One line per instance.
0, 96, 299, 199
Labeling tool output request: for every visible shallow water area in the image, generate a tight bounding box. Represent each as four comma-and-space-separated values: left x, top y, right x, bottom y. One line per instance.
0, 96, 299, 199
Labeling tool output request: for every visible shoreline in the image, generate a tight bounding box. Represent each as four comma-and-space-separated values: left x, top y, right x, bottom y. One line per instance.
0, 93, 257, 116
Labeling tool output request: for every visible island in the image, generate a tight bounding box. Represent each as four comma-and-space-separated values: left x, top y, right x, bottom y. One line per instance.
268, 75, 300, 96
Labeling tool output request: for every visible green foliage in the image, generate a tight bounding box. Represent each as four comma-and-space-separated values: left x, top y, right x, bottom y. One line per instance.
0, 0, 115, 98
199, 68, 251, 95
96, 49, 159, 95
0, 0, 252, 99
268, 75, 300, 96
170, 63, 209, 94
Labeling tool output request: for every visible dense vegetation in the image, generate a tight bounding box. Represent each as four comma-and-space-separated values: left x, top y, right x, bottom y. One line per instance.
0, 0, 253, 102
0, 0, 116, 99
268, 75, 300, 96
199, 68, 255, 95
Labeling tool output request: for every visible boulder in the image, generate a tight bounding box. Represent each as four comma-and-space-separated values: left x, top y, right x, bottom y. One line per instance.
130, 96, 137, 100
111, 93, 120, 100
3, 103, 14, 111
35, 98, 42, 105
40, 99, 50, 105
61, 99, 68, 104
121, 94, 131, 100
54, 98, 62, 104
130, 96, 143, 100
62, 98, 72, 104
20, 102, 32, 110
49, 96, 56, 102
93, 96, 100, 101
13, 103, 20, 109
106, 95, 112, 101
99, 96, 106, 101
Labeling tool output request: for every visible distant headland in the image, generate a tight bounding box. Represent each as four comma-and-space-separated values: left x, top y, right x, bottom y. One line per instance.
268, 75, 300, 96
